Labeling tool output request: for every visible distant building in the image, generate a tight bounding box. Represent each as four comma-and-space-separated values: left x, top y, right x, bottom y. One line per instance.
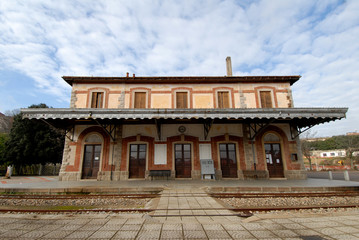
311, 149, 346, 158
22, 58, 348, 181
347, 132, 359, 136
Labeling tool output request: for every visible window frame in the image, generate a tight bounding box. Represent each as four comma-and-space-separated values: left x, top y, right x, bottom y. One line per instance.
217, 91, 230, 109
259, 90, 273, 108
213, 88, 233, 108
134, 92, 147, 109
175, 91, 189, 108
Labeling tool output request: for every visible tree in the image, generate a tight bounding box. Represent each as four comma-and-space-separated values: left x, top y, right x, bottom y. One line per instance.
0, 133, 9, 162
344, 135, 359, 169
300, 131, 316, 171
2, 104, 65, 174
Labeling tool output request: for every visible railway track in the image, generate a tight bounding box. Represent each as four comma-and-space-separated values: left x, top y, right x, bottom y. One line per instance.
0, 191, 357, 215
0, 193, 160, 199
210, 191, 359, 198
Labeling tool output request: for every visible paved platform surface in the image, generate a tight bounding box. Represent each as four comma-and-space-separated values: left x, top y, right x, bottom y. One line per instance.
0, 178, 359, 239
0, 177, 359, 238
0, 176, 359, 193
0, 188, 359, 239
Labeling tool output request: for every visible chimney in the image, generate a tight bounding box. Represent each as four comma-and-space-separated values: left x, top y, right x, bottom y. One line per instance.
126, 72, 129, 77
133, 73, 135, 77
226, 56, 232, 76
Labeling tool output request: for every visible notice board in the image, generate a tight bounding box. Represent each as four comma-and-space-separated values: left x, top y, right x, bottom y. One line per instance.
200, 159, 215, 175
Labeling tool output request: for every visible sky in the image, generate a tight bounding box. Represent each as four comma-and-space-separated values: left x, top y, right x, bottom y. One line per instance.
0, 0, 358, 137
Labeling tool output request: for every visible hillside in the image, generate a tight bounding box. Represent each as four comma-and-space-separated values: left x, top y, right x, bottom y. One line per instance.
0, 113, 13, 133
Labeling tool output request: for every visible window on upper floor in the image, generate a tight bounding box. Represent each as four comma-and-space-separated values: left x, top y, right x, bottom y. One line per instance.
259, 91, 273, 108
91, 92, 104, 108
176, 92, 188, 108
134, 92, 146, 108
217, 91, 230, 108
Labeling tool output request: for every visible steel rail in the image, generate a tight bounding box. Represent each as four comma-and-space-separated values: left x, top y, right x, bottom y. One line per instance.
210, 191, 359, 198
0, 194, 159, 199
0, 204, 359, 217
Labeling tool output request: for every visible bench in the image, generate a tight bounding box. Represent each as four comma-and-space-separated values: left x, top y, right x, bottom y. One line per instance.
149, 170, 171, 180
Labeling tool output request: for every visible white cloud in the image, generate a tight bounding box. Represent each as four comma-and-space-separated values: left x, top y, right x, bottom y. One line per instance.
0, 0, 358, 136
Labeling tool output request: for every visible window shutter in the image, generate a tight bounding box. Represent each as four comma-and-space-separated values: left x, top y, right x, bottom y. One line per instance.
134, 92, 146, 108
218, 91, 229, 108
260, 91, 273, 108
176, 92, 188, 108
91, 92, 103, 108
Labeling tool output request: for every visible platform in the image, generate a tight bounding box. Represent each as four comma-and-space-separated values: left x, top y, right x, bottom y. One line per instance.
0, 176, 358, 193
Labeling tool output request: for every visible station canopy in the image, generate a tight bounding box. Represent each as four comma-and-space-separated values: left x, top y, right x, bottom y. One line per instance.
21, 108, 347, 139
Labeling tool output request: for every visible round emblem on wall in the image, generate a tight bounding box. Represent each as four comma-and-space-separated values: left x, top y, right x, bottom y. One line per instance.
178, 126, 186, 133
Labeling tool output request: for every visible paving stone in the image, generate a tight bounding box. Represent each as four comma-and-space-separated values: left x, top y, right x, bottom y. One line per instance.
88, 230, 117, 239
125, 219, 144, 225
162, 223, 182, 231
262, 223, 287, 230
20, 230, 50, 238
271, 218, 294, 224
136, 229, 161, 239
202, 224, 224, 230
37, 224, 62, 231
17, 219, 40, 224
183, 230, 207, 239
329, 234, 359, 240
334, 226, 359, 233
205, 230, 231, 239
99, 224, 122, 231
0, 230, 29, 237
273, 229, 299, 238
223, 224, 245, 231
106, 218, 127, 225
317, 227, 345, 235
161, 230, 183, 239
79, 224, 102, 231
284, 223, 307, 230
42, 230, 74, 238
64, 230, 96, 239
1, 223, 26, 230
342, 220, 359, 226
301, 221, 338, 228
250, 230, 278, 238
121, 224, 142, 231
142, 223, 162, 230
227, 230, 255, 239
182, 223, 203, 231
0, 219, 19, 224
293, 229, 321, 236
59, 224, 84, 230
242, 222, 267, 230
112, 230, 138, 239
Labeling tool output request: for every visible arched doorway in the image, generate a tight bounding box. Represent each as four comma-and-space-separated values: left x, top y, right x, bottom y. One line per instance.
82, 134, 102, 179
263, 133, 284, 178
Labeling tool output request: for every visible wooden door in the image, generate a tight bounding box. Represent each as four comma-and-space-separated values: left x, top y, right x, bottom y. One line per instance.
217, 91, 230, 108
91, 92, 103, 108
219, 143, 238, 178
176, 92, 188, 108
129, 144, 146, 178
175, 144, 191, 178
265, 143, 284, 178
260, 91, 273, 108
134, 92, 146, 108
82, 145, 101, 179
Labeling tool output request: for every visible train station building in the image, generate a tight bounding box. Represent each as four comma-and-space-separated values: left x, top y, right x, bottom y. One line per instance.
22, 58, 347, 181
